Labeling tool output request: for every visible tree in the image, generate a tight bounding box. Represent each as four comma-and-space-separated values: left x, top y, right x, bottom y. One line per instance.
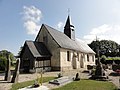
89, 40, 119, 57
17, 46, 23, 57
0, 50, 16, 70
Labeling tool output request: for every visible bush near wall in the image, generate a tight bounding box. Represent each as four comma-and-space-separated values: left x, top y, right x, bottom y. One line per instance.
112, 65, 120, 71
100, 56, 120, 64
106, 57, 120, 64
107, 57, 120, 60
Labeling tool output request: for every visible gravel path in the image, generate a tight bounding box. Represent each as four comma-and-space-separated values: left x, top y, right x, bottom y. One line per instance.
107, 70, 120, 89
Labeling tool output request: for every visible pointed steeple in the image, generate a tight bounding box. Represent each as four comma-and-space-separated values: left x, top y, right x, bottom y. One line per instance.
64, 15, 75, 40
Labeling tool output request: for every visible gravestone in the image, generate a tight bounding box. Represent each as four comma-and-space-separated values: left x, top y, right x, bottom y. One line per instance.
11, 59, 20, 83
49, 76, 74, 85
74, 73, 80, 81
95, 59, 105, 76
4, 54, 11, 81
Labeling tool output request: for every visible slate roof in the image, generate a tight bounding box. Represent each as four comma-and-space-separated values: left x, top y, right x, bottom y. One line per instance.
43, 24, 95, 54
25, 41, 51, 57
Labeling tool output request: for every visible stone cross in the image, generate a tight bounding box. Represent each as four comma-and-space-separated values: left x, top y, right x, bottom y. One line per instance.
95, 59, 105, 76
11, 59, 20, 83
4, 54, 11, 81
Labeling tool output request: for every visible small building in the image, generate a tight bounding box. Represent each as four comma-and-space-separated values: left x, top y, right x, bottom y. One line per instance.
20, 16, 95, 72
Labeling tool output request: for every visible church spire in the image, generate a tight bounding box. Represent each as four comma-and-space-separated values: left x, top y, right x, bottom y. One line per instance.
64, 15, 75, 40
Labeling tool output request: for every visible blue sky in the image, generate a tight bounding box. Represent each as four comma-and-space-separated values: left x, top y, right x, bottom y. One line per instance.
1, 0, 120, 55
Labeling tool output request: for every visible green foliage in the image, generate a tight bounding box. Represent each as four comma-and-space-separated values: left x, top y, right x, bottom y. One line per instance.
89, 40, 119, 57
18, 46, 23, 56
100, 55, 120, 61
11, 77, 55, 90
0, 50, 16, 71
53, 79, 117, 90
106, 57, 120, 60
0, 56, 7, 70
101, 55, 106, 59
100, 55, 107, 64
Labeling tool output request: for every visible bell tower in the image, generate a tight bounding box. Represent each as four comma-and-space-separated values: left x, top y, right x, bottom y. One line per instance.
64, 15, 75, 40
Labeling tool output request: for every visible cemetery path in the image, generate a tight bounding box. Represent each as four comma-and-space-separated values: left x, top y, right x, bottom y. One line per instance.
107, 70, 120, 89
0, 77, 12, 90
109, 76, 119, 88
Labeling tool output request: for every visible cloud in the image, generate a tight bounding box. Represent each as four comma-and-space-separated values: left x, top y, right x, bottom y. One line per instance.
22, 6, 42, 35
57, 22, 64, 29
56, 21, 64, 31
90, 24, 111, 35
24, 20, 40, 35
83, 24, 120, 44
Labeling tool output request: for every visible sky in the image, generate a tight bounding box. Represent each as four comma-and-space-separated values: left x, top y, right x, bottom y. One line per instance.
1, 0, 120, 55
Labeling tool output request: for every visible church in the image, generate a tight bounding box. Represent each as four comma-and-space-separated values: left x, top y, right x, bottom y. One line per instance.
20, 16, 95, 72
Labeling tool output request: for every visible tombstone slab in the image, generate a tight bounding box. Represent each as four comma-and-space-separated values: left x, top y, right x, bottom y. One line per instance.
11, 59, 20, 83
49, 76, 74, 85
4, 54, 11, 81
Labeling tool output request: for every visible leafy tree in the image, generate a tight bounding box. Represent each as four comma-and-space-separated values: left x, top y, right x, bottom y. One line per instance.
18, 46, 23, 56
100, 55, 106, 64
89, 40, 119, 57
0, 50, 16, 70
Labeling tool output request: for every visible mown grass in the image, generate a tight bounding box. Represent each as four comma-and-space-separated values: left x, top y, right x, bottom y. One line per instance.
11, 77, 55, 90
53, 79, 117, 90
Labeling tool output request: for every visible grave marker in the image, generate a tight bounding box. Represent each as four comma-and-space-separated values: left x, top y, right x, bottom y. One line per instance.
11, 59, 20, 83
4, 54, 11, 81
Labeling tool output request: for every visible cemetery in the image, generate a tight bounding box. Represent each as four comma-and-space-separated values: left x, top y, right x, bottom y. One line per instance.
0, 55, 119, 90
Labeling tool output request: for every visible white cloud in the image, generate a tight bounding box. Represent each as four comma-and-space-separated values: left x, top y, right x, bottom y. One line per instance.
22, 6, 42, 35
55, 21, 64, 32
24, 20, 40, 35
57, 22, 64, 29
83, 24, 120, 44
90, 24, 111, 35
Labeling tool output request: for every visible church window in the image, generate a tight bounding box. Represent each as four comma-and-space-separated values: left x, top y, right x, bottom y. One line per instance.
77, 52, 79, 61
67, 51, 70, 61
92, 56, 94, 62
87, 55, 89, 62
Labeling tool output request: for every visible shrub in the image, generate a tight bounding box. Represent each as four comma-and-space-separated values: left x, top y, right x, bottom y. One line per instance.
112, 65, 120, 71
100, 55, 106, 64
0, 57, 7, 71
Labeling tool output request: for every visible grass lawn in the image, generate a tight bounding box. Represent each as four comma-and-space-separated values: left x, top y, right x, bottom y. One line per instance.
11, 77, 55, 90
53, 79, 117, 90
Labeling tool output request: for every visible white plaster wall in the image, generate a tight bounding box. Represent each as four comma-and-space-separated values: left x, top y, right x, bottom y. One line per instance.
60, 48, 73, 71
83, 54, 95, 70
